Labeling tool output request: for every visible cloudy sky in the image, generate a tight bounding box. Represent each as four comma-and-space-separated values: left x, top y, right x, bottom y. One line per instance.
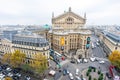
0, 0, 120, 25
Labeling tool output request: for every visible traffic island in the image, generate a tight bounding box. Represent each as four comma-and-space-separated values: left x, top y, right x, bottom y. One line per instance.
81, 67, 109, 80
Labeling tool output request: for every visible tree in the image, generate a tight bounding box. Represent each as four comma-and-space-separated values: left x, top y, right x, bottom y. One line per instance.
21, 64, 32, 73
10, 50, 26, 67
89, 75, 92, 80
31, 53, 48, 73
109, 50, 120, 69
5, 77, 12, 80
2, 53, 11, 64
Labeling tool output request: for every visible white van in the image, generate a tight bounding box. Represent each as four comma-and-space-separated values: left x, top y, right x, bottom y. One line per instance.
92, 43, 94, 49
75, 69, 79, 75
69, 73, 74, 80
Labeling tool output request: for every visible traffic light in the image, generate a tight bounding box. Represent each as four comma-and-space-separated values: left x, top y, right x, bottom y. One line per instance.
87, 37, 90, 41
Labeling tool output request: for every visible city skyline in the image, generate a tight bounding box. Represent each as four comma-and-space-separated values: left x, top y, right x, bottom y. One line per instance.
0, 0, 120, 25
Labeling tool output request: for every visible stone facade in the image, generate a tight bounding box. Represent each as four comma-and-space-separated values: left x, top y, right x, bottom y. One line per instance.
0, 35, 50, 64
99, 32, 120, 55
48, 8, 91, 56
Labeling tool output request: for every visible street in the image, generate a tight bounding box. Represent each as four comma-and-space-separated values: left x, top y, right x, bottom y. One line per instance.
57, 34, 111, 80
45, 34, 112, 80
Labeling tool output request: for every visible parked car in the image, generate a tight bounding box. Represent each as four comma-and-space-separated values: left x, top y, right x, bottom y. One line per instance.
90, 57, 96, 62
69, 73, 74, 80
16, 73, 21, 77
99, 60, 105, 64
75, 76, 81, 80
0, 73, 5, 79
96, 42, 99, 46
12, 68, 21, 74
12, 75, 19, 80
114, 75, 119, 80
75, 69, 79, 75
6, 67, 12, 71
7, 73, 13, 77
83, 59, 88, 63
1, 65, 7, 70
77, 59, 80, 63
24, 76, 31, 80
70, 60, 75, 63
2, 71, 9, 75
0, 67, 2, 71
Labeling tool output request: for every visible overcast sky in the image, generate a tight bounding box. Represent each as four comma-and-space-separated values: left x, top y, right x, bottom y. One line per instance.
0, 0, 120, 25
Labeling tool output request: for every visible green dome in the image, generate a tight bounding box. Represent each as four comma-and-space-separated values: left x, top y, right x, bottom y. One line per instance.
43, 24, 50, 29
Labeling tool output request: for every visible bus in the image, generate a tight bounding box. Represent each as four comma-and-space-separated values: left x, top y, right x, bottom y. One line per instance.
54, 51, 62, 57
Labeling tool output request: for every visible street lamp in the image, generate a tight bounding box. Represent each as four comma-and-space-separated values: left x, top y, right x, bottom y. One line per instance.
115, 43, 118, 50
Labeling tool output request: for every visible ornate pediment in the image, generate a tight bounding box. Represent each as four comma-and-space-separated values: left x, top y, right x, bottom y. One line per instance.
52, 11, 86, 24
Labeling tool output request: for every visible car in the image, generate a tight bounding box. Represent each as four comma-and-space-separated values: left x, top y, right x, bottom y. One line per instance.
97, 39, 99, 42
2, 71, 9, 75
77, 59, 80, 63
99, 60, 105, 64
91, 43, 95, 49
16, 73, 21, 77
75, 69, 79, 75
0, 73, 5, 79
12, 75, 19, 80
90, 57, 96, 62
96, 42, 99, 46
7, 73, 13, 77
89, 66, 96, 69
69, 73, 74, 80
75, 76, 81, 80
59, 69, 62, 72
83, 78, 86, 80
79, 59, 82, 63
6, 67, 12, 71
114, 75, 119, 80
63, 69, 67, 75
24, 76, 31, 80
83, 59, 88, 63
70, 60, 75, 63
1, 65, 7, 70
66, 70, 69, 74
12, 68, 21, 74
43, 79, 48, 80
0, 67, 2, 71
106, 73, 112, 79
